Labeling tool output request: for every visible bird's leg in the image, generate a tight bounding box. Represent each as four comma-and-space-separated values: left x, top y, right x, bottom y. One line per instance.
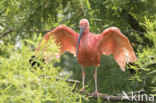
94, 66, 98, 92
80, 66, 86, 93
92, 66, 101, 97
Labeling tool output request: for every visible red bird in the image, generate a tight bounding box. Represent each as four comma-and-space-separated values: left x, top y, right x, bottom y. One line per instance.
36, 19, 137, 96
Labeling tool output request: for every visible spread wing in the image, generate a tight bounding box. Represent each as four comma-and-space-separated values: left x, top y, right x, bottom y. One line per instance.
36, 25, 78, 62
97, 27, 137, 71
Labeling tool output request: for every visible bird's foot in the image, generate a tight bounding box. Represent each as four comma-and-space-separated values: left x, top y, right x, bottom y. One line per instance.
80, 88, 86, 93
92, 91, 102, 98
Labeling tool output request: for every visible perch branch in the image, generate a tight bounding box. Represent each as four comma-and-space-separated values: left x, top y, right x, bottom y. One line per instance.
86, 92, 152, 102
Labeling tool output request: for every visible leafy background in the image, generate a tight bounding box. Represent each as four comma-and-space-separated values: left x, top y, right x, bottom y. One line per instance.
0, 0, 156, 103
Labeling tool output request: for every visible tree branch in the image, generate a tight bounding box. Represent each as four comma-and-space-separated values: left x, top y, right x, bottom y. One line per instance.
39, 75, 80, 85
0, 21, 13, 39
0, 28, 13, 39
55, 76, 80, 84
121, 9, 153, 46
23, 30, 51, 33
86, 91, 151, 102
123, 29, 144, 35
121, 10, 145, 33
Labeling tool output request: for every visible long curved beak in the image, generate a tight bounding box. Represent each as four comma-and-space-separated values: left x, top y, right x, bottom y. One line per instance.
76, 27, 84, 57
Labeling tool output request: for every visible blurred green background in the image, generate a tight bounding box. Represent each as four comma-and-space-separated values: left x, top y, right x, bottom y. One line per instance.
0, 0, 156, 103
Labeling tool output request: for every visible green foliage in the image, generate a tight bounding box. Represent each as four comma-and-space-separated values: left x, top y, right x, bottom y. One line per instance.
0, 0, 156, 102
0, 38, 85, 103
129, 16, 156, 94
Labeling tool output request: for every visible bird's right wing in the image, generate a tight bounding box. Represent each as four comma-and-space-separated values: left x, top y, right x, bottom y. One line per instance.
36, 25, 78, 62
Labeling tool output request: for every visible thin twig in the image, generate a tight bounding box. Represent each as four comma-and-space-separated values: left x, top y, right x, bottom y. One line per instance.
0, 29, 13, 39
123, 29, 144, 34
39, 75, 80, 85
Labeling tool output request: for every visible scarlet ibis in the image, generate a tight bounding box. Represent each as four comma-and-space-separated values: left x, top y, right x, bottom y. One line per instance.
36, 19, 137, 96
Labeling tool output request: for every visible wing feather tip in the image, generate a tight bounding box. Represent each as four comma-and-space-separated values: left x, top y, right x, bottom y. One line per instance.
130, 55, 137, 63
120, 66, 125, 72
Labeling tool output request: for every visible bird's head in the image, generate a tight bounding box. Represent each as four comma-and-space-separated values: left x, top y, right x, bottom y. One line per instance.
76, 19, 89, 57
79, 19, 89, 33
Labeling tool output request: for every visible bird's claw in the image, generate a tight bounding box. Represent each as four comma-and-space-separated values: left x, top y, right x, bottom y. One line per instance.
92, 91, 102, 98
80, 88, 86, 93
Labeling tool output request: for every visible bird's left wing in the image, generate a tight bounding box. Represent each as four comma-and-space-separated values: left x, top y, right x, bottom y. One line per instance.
36, 25, 78, 62
97, 27, 137, 71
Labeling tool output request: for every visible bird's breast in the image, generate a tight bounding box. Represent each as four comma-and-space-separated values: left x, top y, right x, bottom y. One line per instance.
78, 34, 101, 66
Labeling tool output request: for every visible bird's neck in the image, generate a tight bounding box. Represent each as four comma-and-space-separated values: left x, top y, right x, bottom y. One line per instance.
84, 26, 89, 33
83, 31, 89, 34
